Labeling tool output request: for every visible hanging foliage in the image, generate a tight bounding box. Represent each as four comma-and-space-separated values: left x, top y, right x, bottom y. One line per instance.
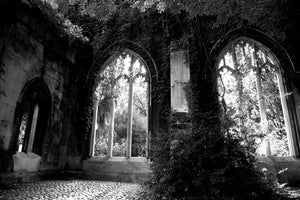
18, 0, 299, 199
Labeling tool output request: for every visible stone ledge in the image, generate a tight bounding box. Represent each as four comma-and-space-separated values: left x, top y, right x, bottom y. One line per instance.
83, 173, 153, 183
85, 157, 149, 163
0, 170, 50, 185
83, 157, 153, 183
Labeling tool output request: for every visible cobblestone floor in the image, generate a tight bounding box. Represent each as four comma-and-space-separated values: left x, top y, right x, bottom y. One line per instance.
0, 180, 156, 200
1, 180, 300, 200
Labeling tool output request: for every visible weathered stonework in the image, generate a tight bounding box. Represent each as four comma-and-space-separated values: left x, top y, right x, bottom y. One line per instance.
1, 0, 300, 186
0, 0, 92, 173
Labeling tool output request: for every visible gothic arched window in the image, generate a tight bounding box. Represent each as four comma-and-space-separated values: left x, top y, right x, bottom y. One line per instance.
15, 79, 51, 155
89, 50, 149, 159
217, 37, 294, 156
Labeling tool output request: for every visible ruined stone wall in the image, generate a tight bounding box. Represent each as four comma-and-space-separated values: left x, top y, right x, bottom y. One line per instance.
0, 1, 91, 171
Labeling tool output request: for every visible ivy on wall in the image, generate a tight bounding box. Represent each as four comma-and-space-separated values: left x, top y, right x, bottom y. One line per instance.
62, 1, 296, 198
0, 29, 7, 98
67, 4, 172, 158
1, 0, 298, 198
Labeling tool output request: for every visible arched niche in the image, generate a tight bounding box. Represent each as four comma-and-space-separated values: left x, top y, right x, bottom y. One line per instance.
12, 78, 51, 156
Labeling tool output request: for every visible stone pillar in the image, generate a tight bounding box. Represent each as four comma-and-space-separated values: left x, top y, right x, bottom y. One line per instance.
89, 98, 99, 157
126, 78, 134, 159
145, 84, 149, 158
253, 46, 270, 156
277, 72, 295, 156
27, 104, 39, 153
255, 67, 270, 156
107, 99, 115, 158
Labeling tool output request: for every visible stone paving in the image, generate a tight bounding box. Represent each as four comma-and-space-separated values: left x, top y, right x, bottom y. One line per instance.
2, 180, 300, 200
0, 180, 156, 200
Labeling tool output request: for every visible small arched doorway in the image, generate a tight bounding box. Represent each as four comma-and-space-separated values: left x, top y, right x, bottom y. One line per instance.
14, 78, 51, 156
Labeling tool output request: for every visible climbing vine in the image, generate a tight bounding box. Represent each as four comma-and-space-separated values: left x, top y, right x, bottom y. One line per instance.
17, 0, 299, 199
21, 0, 89, 42
68, 1, 296, 198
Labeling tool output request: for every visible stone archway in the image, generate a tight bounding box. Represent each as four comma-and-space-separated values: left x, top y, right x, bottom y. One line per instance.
86, 40, 158, 157
83, 41, 158, 182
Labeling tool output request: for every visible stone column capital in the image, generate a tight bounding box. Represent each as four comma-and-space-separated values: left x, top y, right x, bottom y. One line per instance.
92, 92, 100, 103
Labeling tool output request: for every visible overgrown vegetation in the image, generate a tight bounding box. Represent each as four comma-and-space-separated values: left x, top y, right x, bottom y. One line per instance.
4, 0, 299, 199
18, 0, 89, 42
72, 0, 296, 199
151, 122, 290, 199
218, 38, 289, 156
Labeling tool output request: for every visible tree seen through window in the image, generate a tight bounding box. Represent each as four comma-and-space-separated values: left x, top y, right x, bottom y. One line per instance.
94, 51, 149, 158
218, 38, 290, 156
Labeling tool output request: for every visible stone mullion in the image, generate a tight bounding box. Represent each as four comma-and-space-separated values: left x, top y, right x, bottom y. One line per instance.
232, 43, 244, 138
253, 44, 270, 156
126, 55, 134, 159
27, 104, 39, 153
89, 98, 99, 157
107, 99, 115, 158
277, 71, 295, 156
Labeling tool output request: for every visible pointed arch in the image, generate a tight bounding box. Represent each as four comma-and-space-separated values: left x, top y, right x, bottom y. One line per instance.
12, 78, 51, 156
210, 27, 295, 74
85, 40, 158, 159
211, 27, 300, 156
86, 39, 158, 89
